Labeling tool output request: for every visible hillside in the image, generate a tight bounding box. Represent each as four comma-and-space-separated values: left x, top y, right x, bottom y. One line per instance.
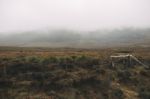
0, 28, 150, 48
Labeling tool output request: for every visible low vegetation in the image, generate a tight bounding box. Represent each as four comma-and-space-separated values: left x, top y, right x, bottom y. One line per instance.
0, 47, 149, 99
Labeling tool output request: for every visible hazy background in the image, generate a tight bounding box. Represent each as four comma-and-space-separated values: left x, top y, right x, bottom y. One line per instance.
0, 0, 150, 48
0, 0, 150, 32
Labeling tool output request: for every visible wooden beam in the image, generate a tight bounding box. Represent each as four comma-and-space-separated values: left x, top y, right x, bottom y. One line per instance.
110, 54, 149, 68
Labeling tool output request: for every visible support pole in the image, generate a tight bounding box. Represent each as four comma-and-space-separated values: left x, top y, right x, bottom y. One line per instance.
110, 57, 115, 68
127, 55, 131, 67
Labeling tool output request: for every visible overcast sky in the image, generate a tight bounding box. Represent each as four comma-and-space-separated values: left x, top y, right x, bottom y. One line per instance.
0, 0, 150, 33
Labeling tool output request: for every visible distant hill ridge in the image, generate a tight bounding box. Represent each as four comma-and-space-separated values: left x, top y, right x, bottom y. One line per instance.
0, 28, 150, 48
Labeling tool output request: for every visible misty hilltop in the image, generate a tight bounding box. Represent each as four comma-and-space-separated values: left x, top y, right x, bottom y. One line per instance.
0, 28, 150, 48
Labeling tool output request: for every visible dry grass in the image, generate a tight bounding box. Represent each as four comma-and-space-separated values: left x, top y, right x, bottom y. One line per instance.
0, 46, 149, 99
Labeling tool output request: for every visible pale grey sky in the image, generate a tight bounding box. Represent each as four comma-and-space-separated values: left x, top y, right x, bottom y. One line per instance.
0, 0, 150, 33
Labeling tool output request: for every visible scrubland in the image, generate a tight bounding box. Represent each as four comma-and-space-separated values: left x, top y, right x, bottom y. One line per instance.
0, 47, 149, 99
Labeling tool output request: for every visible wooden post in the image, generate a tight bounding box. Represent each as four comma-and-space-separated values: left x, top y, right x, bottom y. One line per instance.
2, 63, 7, 80
127, 55, 131, 67
4, 66, 7, 78
110, 57, 115, 68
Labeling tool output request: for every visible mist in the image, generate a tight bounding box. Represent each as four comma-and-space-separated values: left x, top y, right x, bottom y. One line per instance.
0, 0, 150, 33
0, 0, 150, 48
0, 28, 149, 48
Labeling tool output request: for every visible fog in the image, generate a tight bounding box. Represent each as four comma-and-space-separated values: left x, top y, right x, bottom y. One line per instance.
0, 0, 150, 48
0, 0, 150, 33
0, 28, 149, 48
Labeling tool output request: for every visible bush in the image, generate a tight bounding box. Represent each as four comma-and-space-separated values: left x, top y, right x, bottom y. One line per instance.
117, 70, 131, 83
140, 70, 150, 77
75, 55, 100, 68
41, 56, 59, 65
25, 56, 41, 63
139, 86, 150, 99
110, 88, 124, 99
58, 57, 75, 69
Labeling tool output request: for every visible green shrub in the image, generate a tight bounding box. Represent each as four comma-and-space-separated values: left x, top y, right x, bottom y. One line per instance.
25, 56, 41, 63
117, 70, 131, 83
110, 88, 124, 99
139, 86, 150, 99
41, 56, 59, 65
75, 55, 100, 68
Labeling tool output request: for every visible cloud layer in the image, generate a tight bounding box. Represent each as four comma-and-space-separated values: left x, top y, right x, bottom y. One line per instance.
0, 0, 150, 32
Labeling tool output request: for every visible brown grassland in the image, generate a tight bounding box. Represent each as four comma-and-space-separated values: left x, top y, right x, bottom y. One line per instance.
0, 47, 149, 99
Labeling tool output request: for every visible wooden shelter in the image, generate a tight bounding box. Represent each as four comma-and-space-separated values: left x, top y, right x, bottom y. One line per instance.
110, 54, 148, 68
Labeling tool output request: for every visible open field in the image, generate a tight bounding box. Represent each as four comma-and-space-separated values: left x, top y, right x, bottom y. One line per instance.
0, 47, 149, 99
